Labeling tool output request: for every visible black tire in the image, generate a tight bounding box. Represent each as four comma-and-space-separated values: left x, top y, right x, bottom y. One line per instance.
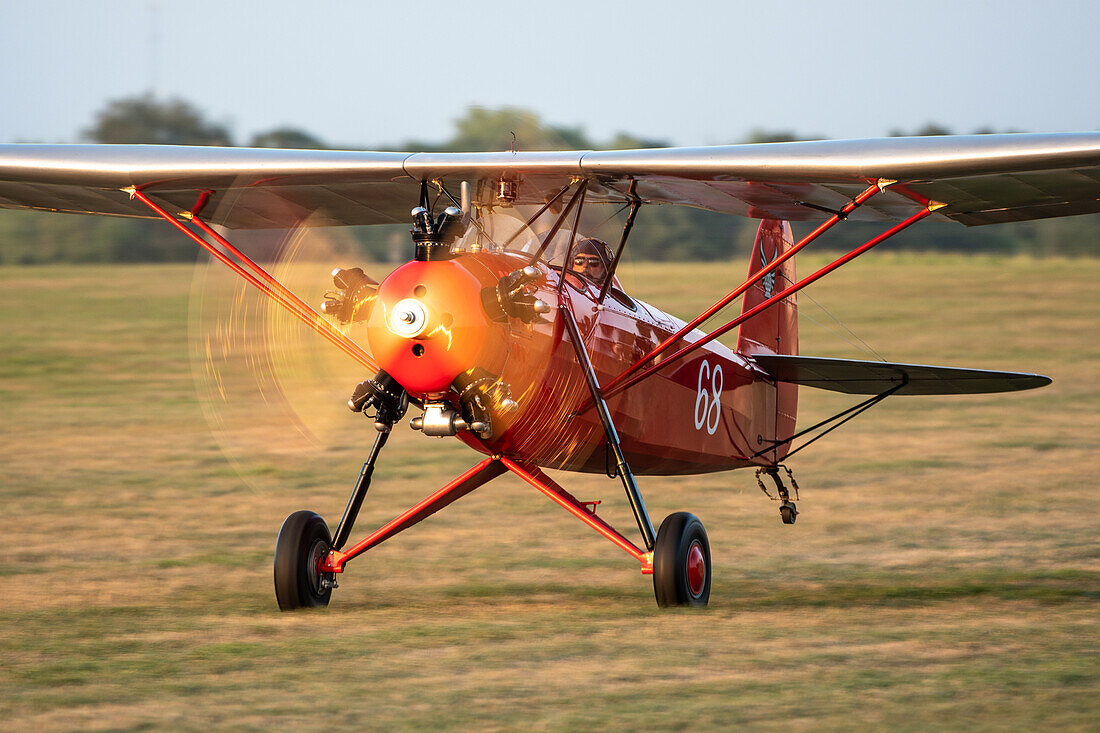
652, 512, 711, 608
780, 504, 797, 524
274, 510, 333, 611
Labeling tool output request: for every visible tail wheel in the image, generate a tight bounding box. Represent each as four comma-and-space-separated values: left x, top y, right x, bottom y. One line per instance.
652, 512, 711, 608
274, 510, 334, 611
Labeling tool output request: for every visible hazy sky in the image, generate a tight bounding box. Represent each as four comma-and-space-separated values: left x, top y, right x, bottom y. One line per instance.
2, 1, 1098, 148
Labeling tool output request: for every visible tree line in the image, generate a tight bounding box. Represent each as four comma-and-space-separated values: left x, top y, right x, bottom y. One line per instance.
0, 94, 1095, 264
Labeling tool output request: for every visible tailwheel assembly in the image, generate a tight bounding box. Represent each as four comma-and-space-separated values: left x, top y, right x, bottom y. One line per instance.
757, 466, 800, 525
652, 512, 711, 607
274, 510, 335, 610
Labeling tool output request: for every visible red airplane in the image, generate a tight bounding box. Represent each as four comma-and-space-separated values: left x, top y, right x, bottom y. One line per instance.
1, 133, 1097, 608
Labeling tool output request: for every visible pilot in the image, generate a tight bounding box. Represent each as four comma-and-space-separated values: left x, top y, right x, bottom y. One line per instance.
570, 238, 610, 283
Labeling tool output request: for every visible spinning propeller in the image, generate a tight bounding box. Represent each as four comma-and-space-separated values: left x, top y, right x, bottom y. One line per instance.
189, 169, 631, 489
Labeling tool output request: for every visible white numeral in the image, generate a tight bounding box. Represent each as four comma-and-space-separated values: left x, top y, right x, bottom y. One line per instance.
694, 360, 723, 435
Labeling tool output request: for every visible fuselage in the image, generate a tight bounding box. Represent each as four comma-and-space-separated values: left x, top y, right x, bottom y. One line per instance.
366, 251, 786, 476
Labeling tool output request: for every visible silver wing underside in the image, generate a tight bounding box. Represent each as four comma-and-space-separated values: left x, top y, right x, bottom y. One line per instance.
0, 133, 1098, 230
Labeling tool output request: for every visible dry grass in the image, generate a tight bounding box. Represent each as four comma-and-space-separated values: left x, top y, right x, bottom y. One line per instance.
0, 255, 1097, 730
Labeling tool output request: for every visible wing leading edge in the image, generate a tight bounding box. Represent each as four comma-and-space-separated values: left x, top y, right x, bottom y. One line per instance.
750, 354, 1052, 395
0, 132, 1098, 230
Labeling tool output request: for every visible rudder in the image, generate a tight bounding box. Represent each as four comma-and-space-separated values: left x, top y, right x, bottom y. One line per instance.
738, 219, 798, 462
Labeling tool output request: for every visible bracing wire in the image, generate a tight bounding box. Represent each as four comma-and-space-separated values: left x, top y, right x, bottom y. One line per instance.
776, 269, 887, 362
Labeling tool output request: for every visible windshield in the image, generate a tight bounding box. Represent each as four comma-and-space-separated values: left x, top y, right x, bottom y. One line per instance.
451, 207, 634, 307
452, 208, 590, 268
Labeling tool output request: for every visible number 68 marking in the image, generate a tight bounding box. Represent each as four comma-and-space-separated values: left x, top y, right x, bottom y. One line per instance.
694, 359, 723, 435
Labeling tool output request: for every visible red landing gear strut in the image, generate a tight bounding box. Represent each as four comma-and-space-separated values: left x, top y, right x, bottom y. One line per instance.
312, 455, 651, 578
277, 451, 711, 609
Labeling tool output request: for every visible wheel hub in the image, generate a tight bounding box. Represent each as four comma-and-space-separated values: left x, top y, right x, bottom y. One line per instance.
307, 539, 328, 596
686, 540, 706, 596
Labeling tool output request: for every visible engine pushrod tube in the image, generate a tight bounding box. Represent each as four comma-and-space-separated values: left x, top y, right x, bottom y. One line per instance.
561, 305, 656, 550
127, 188, 378, 372
603, 204, 937, 400
604, 181, 883, 393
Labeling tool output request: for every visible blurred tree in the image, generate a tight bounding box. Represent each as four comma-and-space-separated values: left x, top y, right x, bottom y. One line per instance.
915, 123, 952, 136
889, 123, 952, 137
249, 127, 326, 149
602, 130, 753, 260
627, 206, 755, 261
605, 132, 671, 149
82, 94, 232, 145
741, 129, 810, 144
0, 211, 196, 264
446, 107, 593, 151
971, 126, 1024, 135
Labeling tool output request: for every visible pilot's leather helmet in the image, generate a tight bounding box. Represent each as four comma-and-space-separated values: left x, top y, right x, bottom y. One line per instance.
574, 238, 611, 262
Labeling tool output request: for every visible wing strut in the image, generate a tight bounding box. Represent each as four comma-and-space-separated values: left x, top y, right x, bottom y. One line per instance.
602, 198, 940, 401
501, 182, 572, 250
597, 180, 641, 304
603, 180, 887, 395
528, 180, 587, 266
556, 185, 589, 297
124, 187, 379, 372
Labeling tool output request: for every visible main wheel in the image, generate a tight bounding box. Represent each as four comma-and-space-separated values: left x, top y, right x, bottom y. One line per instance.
652, 512, 711, 608
274, 510, 333, 610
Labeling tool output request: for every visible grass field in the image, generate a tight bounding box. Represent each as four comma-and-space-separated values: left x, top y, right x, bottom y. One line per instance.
0, 254, 1097, 730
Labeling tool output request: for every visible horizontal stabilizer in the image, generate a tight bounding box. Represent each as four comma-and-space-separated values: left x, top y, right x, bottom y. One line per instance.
750, 354, 1051, 395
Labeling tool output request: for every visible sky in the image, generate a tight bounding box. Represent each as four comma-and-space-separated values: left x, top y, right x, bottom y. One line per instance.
1, 0, 1098, 149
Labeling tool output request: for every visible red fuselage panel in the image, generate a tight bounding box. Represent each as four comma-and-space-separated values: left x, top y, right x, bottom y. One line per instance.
371, 252, 775, 476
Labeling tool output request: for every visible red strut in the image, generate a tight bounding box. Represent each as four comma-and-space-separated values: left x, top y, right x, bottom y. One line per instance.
127, 188, 378, 372
602, 203, 938, 400
604, 181, 884, 393
501, 457, 650, 568
188, 213, 376, 369
322, 457, 507, 572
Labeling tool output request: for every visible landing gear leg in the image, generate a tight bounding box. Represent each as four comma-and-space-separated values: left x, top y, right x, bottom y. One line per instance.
274, 372, 407, 611
757, 467, 799, 524
273, 429, 390, 611
560, 306, 656, 549
560, 306, 712, 608
331, 428, 389, 551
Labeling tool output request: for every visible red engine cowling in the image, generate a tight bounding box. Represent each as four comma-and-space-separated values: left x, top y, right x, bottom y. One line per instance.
366, 258, 505, 398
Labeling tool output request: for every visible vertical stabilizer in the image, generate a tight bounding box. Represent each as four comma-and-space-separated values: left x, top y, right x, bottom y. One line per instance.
738, 220, 798, 461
